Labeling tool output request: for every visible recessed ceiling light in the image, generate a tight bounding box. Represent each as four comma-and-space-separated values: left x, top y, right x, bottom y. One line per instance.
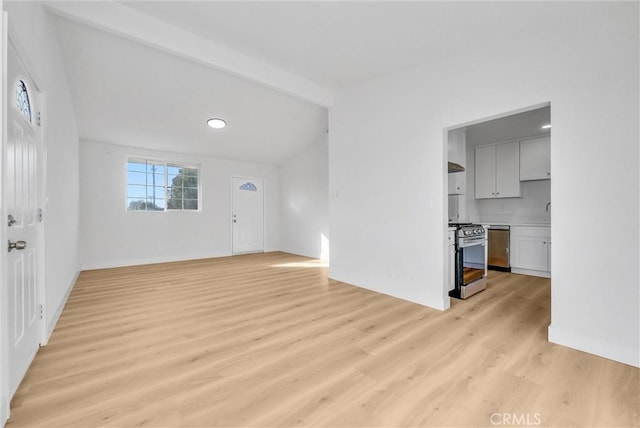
207, 118, 227, 129
541, 124, 551, 129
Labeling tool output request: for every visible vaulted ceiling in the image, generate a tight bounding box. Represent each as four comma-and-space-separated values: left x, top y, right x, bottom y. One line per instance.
54, 17, 328, 164
46, 1, 591, 164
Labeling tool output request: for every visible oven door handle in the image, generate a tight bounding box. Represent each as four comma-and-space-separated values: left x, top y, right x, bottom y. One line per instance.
458, 239, 486, 248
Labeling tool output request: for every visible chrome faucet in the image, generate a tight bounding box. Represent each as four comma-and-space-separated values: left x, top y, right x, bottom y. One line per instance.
545, 202, 551, 212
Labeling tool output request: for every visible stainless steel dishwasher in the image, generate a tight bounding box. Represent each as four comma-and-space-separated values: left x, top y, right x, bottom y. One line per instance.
488, 225, 510, 271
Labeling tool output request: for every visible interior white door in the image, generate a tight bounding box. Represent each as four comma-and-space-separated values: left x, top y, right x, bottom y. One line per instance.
232, 177, 264, 254
6, 39, 42, 397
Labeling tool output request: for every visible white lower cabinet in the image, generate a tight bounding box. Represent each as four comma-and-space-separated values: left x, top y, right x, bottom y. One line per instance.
510, 226, 551, 277
448, 229, 456, 291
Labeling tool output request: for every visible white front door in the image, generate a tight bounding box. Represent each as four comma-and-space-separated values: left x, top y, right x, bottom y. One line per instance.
231, 177, 264, 254
5, 38, 43, 398
1, 11, 7, 424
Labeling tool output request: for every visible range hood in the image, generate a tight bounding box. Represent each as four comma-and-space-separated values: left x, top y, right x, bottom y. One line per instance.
448, 161, 465, 173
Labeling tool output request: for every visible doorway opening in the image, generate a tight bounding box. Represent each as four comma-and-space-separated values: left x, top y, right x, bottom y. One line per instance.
444, 102, 551, 304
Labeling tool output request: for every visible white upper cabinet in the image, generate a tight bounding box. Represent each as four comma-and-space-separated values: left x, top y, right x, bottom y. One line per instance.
475, 145, 496, 198
520, 136, 550, 181
475, 141, 521, 199
448, 128, 467, 195
448, 172, 465, 195
495, 142, 521, 197
448, 128, 466, 166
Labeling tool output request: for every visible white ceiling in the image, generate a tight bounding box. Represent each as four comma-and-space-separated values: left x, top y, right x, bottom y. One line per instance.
54, 17, 328, 164
118, 1, 566, 90
48, 1, 589, 164
465, 106, 551, 147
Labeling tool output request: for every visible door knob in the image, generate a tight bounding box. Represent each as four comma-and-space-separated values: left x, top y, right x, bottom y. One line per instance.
8, 240, 27, 252
7, 215, 17, 227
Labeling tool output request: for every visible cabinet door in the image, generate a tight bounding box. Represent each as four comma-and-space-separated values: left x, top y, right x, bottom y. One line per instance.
547, 239, 551, 273
495, 142, 521, 198
513, 236, 549, 271
520, 136, 550, 181
448, 128, 466, 166
448, 231, 456, 291
448, 172, 465, 195
475, 145, 496, 199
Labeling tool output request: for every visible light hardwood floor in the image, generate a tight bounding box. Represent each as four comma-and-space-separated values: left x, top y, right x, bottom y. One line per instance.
7, 252, 639, 427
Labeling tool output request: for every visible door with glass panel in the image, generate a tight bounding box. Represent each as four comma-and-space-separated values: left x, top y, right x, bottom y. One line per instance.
231, 177, 264, 254
6, 38, 44, 398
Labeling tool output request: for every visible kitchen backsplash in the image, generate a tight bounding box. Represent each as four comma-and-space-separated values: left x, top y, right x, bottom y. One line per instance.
466, 180, 551, 224
448, 195, 461, 221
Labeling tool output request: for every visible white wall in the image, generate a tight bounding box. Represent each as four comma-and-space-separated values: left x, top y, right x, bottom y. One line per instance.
279, 136, 329, 260
329, 2, 639, 366
3, 1, 81, 339
80, 140, 280, 269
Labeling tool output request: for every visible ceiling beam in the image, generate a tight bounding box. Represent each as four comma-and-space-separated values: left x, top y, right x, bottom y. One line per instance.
45, 1, 334, 107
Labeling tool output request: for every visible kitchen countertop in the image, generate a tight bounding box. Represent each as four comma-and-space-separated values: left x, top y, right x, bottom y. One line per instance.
477, 221, 550, 227
448, 221, 550, 227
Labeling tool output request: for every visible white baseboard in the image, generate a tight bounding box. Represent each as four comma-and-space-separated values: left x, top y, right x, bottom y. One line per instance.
1, 396, 8, 428
43, 270, 79, 345
329, 269, 448, 311
279, 246, 320, 260
548, 324, 640, 368
81, 251, 233, 271
510, 267, 551, 278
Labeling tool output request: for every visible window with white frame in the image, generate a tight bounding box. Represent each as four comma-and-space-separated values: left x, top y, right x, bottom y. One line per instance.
126, 158, 200, 211
16, 80, 32, 123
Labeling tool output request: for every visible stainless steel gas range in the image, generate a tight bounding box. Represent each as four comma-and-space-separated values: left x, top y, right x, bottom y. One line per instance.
449, 223, 488, 299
